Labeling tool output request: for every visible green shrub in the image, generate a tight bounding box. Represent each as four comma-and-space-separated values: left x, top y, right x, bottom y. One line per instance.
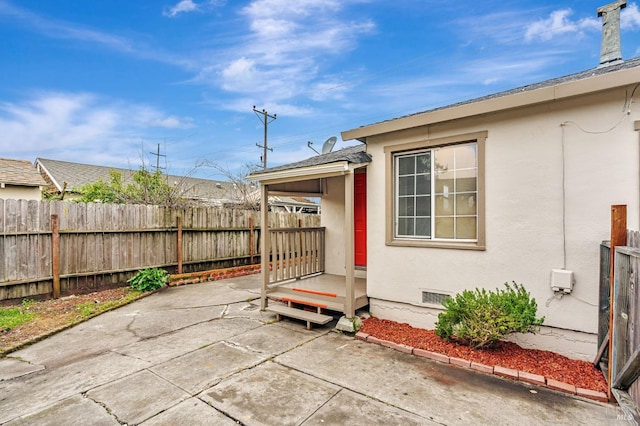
127, 268, 168, 292
435, 282, 544, 349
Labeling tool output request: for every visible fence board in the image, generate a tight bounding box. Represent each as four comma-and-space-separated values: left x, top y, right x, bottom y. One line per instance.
0, 200, 317, 300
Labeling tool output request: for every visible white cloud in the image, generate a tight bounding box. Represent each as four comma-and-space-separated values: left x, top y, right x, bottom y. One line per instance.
163, 0, 227, 18
164, 0, 198, 17
622, 3, 640, 29
203, 0, 375, 115
525, 9, 598, 42
0, 92, 195, 165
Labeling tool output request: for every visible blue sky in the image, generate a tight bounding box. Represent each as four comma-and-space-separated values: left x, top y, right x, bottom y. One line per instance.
1, 0, 640, 179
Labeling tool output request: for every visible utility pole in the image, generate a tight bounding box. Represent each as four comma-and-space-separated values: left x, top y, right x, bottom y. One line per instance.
150, 143, 166, 171
253, 106, 276, 169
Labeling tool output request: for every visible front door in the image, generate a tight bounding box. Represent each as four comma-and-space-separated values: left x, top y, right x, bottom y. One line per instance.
354, 170, 367, 267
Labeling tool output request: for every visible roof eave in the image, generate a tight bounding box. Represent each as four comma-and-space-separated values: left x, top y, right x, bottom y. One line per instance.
341, 64, 640, 141
249, 161, 357, 184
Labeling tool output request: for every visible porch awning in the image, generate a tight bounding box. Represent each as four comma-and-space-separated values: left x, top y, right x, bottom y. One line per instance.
247, 144, 371, 194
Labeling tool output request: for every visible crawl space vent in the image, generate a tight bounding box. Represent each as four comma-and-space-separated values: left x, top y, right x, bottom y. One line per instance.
422, 291, 448, 305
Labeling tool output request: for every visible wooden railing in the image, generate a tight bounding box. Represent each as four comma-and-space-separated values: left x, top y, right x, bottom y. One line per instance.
269, 227, 325, 283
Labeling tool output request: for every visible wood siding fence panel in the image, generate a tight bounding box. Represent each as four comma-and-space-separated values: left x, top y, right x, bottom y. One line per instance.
0, 201, 317, 300
600, 231, 640, 419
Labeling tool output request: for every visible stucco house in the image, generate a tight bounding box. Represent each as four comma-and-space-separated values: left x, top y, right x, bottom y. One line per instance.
249, 54, 640, 360
0, 158, 46, 201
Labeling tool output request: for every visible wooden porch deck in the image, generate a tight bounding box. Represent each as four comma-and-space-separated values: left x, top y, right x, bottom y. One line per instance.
265, 274, 368, 328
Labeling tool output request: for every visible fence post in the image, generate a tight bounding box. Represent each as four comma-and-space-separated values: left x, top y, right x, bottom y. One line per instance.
608, 204, 627, 397
51, 214, 61, 298
177, 215, 183, 274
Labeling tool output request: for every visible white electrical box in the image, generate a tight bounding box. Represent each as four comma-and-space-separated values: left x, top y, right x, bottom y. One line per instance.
551, 269, 574, 293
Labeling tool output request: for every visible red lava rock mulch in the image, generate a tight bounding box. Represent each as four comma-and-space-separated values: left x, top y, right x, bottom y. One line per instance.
360, 317, 607, 393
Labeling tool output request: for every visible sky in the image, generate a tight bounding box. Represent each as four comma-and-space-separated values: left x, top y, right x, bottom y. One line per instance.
1, 0, 640, 180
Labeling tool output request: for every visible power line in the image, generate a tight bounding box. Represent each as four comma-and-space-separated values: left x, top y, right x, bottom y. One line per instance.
253, 106, 276, 169
149, 143, 167, 171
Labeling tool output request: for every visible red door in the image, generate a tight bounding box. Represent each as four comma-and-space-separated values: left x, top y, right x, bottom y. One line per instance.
354, 171, 367, 266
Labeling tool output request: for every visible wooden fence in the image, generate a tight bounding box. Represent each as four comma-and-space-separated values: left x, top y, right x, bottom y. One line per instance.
0, 199, 319, 301
598, 229, 640, 422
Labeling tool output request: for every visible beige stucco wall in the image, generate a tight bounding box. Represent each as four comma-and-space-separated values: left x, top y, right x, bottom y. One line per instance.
0, 185, 42, 201
364, 86, 639, 360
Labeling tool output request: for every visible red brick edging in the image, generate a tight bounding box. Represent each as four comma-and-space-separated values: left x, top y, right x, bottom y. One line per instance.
169, 264, 261, 286
355, 332, 608, 403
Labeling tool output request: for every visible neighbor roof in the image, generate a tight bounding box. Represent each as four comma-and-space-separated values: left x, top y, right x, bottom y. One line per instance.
0, 158, 46, 187
35, 158, 233, 201
343, 57, 640, 141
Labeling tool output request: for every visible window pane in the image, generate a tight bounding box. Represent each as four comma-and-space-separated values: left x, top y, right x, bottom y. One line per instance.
435, 195, 453, 215
456, 217, 477, 239
455, 144, 477, 169
416, 174, 430, 195
398, 157, 414, 175
435, 170, 454, 194
398, 176, 414, 196
416, 218, 430, 237
416, 195, 431, 216
398, 218, 414, 236
435, 147, 454, 172
456, 194, 476, 215
398, 196, 414, 216
416, 153, 430, 174
435, 217, 454, 239
456, 170, 477, 192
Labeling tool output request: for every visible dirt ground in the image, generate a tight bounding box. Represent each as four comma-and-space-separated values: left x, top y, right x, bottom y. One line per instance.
0, 287, 136, 355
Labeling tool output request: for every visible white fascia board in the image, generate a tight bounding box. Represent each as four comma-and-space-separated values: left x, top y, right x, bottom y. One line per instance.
341, 65, 640, 141
248, 161, 350, 184
34, 160, 62, 192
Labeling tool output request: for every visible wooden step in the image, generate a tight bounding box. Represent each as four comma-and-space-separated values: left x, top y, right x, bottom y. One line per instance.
292, 287, 337, 298
267, 291, 344, 312
266, 304, 333, 330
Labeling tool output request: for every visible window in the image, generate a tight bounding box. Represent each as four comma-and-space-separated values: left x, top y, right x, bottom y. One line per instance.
385, 131, 486, 250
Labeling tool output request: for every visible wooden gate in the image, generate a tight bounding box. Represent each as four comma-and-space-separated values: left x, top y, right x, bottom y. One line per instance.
598, 224, 640, 423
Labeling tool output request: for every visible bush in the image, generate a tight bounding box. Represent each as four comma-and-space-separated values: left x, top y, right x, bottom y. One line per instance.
127, 268, 168, 292
435, 282, 544, 349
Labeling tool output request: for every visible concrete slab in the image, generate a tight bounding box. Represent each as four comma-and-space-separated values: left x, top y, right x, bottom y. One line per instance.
0, 276, 620, 425
276, 332, 614, 425
11, 310, 141, 367
0, 351, 150, 424
132, 281, 258, 310
151, 341, 268, 394
222, 300, 278, 322
86, 370, 190, 425
140, 398, 238, 425
4, 395, 119, 426
114, 317, 262, 364
119, 305, 228, 339
0, 357, 45, 381
200, 362, 340, 425
301, 388, 433, 425
226, 322, 325, 356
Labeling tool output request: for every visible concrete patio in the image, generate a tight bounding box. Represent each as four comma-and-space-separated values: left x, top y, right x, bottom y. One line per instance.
0, 274, 621, 425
